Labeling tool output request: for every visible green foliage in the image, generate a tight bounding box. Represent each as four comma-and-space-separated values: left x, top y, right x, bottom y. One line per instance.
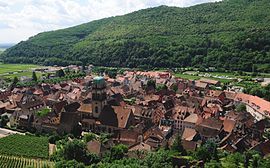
0, 115, 9, 127
53, 139, 99, 165
171, 134, 186, 155
32, 71, 37, 81
12, 76, 19, 84
0, 134, 49, 158
48, 134, 62, 144
243, 84, 270, 101
55, 159, 85, 168
83, 133, 97, 143
147, 80, 156, 89
193, 141, 218, 162
221, 152, 244, 168
157, 84, 168, 92
4, 0, 270, 72
143, 149, 173, 168
56, 69, 65, 77
0, 155, 54, 168
110, 144, 128, 160
236, 103, 247, 112
36, 108, 51, 117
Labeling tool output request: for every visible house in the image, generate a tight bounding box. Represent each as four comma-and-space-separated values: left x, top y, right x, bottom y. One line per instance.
173, 107, 198, 131
195, 118, 223, 142
58, 102, 80, 134
129, 142, 151, 152
87, 140, 107, 156
199, 78, 220, 86
181, 128, 199, 141
194, 81, 209, 90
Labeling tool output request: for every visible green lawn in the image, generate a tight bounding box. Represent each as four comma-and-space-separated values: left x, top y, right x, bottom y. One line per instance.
0, 134, 49, 159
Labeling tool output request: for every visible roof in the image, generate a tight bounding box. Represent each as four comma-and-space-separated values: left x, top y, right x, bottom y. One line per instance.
129, 142, 151, 152
234, 93, 270, 116
184, 113, 199, 124
195, 81, 208, 89
99, 105, 133, 129
181, 128, 197, 141
113, 106, 132, 128
87, 140, 106, 155
199, 78, 219, 85
223, 119, 236, 133
196, 118, 223, 138
78, 103, 92, 113
182, 140, 197, 151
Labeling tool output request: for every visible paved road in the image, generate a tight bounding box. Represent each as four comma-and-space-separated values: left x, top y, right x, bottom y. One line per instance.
0, 128, 25, 138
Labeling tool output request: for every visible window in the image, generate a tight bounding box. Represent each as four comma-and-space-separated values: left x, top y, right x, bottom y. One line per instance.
95, 106, 98, 113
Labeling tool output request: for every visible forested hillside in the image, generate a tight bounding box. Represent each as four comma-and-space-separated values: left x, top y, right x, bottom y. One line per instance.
2, 0, 270, 72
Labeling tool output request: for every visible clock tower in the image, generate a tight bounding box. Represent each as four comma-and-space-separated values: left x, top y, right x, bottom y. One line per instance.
92, 76, 107, 118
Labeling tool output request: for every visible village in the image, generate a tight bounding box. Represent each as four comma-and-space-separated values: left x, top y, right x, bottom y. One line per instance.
0, 64, 269, 165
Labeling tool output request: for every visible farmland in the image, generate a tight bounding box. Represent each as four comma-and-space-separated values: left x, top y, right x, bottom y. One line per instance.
0, 63, 42, 79
0, 134, 49, 159
0, 155, 54, 168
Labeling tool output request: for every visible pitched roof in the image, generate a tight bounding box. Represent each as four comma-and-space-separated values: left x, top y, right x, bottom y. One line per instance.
87, 140, 106, 155
223, 119, 236, 133
184, 113, 199, 124
181, 128, 197, 141
234, 93, 270, 116
78, 103, 92, 113
113, 106, 132, 128
129, 142, 151, 152
195, 81, 208, 89
199, 78, 219, 85
182, 140, 197, 151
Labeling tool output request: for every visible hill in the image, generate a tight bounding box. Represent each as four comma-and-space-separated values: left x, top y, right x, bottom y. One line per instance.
2, 0, 270, 72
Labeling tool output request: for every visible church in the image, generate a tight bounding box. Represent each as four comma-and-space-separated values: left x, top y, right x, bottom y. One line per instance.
80, 76, 135, 134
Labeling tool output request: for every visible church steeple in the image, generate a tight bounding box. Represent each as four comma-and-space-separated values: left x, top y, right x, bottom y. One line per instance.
92, 76, 107, 118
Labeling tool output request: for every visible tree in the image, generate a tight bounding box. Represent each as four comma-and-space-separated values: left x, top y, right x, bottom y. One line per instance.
236, 103, 247, 112
0, 115, 9, 127
63, 140, 88, 163
110, 144, 128, 160
55, 160, 85, 168
143, 149, 172, 168
13, 76, 19, 84
83, 133, 97, 143
171, 134, 186, 155
32, 71, 38, 81
147, 80, 156, 89
193, 141, 218, 162
107, 70, 117, 79
56, 69, 65, 77
49, 134, 61, 144
205, 160, 222, 168
222, 152, 244, 168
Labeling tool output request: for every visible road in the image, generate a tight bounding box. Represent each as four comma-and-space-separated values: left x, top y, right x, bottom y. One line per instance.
0, 128, 25, 138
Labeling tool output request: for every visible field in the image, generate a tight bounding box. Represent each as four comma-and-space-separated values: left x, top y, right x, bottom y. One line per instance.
174, 72, 233, 83
0, 63, 42, 79
0, 155, 54, 168
0, 134, 49, 159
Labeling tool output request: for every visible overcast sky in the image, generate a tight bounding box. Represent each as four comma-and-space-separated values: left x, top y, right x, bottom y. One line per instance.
0, 0, 221, 44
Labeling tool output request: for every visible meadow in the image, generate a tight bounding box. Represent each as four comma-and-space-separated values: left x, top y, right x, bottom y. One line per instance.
0, 63, 42, 79
0, 134, 49, 159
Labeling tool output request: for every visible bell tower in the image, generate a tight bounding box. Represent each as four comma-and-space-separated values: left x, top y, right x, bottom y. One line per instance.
92, 76, 107, 118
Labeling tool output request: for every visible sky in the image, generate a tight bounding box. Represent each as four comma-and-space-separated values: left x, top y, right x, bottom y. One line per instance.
0, 0, 221, 44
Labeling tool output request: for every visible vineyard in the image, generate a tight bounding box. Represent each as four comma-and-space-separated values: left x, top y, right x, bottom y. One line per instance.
0, 155, 54, 168
0, 134, 49, 158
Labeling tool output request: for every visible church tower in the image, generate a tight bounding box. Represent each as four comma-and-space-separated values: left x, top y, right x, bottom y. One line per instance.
92, 76, 107, 118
